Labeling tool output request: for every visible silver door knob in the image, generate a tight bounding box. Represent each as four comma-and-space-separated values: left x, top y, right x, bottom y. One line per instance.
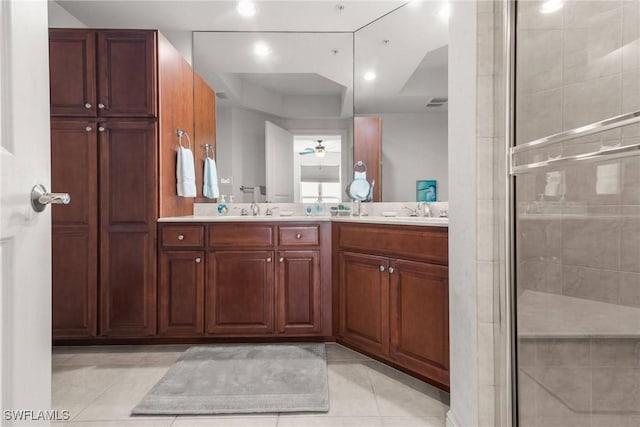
30, 184, 70, 212
177, 235, 185, 241
279, 257, 284, 263
388, 267, 395, 274
98, 103, 105, 109
296, 233, 302, 239
85, 103, 92, 109
379, 265, 385, 272
86, 126, 92, 132
195, 258, 201, 263
98, 126, 105, 132
266, 257, 272, 263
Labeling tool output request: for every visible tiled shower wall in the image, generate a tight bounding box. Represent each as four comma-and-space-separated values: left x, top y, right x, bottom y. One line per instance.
514, 1, 640, 426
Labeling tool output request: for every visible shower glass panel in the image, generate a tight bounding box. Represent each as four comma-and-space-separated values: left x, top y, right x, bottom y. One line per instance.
514, 1, 640, 425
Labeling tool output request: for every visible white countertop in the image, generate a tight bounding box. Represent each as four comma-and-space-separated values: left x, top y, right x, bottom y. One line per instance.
518, 290, 640, 338
158, 215, 448, 227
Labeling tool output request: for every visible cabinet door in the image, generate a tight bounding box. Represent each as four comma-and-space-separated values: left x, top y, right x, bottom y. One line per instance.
51, 120, 98, 337
276, 250, 321, 335
159, 251, 205, 336
97, 31, 157, 117
99, 120, 157, 336
49, 30, 96, 117
206, 251, 275, 335
338, 252, 389, 355
389, 259, 449, 386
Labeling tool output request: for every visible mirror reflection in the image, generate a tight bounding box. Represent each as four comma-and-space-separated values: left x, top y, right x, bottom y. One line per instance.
193, 31, 354, 203
354, 2, 449, 202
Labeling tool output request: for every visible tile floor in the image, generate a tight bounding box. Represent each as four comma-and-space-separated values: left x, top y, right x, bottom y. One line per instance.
52, 343, 449, 427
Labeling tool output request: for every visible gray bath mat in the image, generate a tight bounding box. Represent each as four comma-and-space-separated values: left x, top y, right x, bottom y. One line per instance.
132, 343, 329, 415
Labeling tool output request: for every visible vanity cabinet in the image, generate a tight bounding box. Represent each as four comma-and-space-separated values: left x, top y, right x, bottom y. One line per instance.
157, 222, 331, 339
334, 222, 449, 389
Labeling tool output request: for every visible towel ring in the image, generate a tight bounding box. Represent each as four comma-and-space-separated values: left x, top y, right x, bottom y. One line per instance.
204, 144, 214, 160
177, 129, 192, 150
354, 160, 368, 173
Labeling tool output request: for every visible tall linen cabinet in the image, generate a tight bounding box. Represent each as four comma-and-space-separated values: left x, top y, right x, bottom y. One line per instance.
49, 29, 204, 338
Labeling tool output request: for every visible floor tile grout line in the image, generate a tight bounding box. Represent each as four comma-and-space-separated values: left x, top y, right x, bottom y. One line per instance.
363, 362, 384, 418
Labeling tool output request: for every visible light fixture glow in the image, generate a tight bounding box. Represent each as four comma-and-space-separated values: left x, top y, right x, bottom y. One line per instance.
314, 140, 326, 157
539, 0, 563, 14
237, 0, 256, 17
439, 3, 451, 21
254, 42, 271, 56
364, 71, 376, 81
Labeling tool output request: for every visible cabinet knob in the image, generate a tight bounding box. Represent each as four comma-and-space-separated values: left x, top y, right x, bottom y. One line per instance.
279, 257, 284, 263
177, 234, 185, 241
98, 103, 105, 109
85, 126, 92, 132
85, 103, 92, 109
266, 257, 272, 263
295, 233, 302, 239
98, 126, 105, 132
379, 265, 385, 272
388, 267, 395, 274
195, 258, 201, 263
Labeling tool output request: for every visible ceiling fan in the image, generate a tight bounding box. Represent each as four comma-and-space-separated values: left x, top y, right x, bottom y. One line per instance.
298, 140, 338, 157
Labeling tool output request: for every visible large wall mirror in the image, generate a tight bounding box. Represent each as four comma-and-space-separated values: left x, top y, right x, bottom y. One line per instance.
193, 1, 448, 203
193, 31, 354, 203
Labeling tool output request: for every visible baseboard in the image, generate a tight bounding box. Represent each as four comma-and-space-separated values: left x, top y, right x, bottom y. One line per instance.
446, 410, 463, 427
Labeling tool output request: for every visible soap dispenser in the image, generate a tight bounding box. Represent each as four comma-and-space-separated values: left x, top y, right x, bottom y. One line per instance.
217, 195, 228, 215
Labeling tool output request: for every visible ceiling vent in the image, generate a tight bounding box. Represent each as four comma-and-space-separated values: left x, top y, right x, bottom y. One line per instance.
216, 91, 228, 100
426, 97, 448, 107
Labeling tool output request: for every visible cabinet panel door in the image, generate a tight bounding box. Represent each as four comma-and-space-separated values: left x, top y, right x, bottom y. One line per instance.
49, 30, 96, 117
338, 252, 389, 356
51, 120, 98, 337
99, 120, 157, 336
389, 259, 449, 386
97, 31, 157, 117
276, 250, 321, 335
159, 251, 205, 336
206, 251, 275, 335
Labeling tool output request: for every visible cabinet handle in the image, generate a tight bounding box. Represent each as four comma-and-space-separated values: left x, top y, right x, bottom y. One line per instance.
295, 233, 302, 239
279, 257, 284, 263
85, 126, 92, 132
388, 267, 395, 274
177, 234, 185, 241
195, 258, 201, 263
379, 265, 385, 272
98, 126, 105, 132
98, 103, 105, 109
85, 103, 92, 109
266, 257, 272, 262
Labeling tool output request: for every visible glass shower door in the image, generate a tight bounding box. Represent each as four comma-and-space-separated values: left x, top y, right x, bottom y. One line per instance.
513, 1, 640, 425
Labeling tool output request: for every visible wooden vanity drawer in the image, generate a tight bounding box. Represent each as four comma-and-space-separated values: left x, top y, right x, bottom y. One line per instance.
279, 225, 319, 246
161, 225, 205, 248
208, 224, 274, 248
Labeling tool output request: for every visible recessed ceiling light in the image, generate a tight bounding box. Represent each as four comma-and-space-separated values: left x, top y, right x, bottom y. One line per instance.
439, 3, 451, 21
237, 0, 256, 17
539, 0, 563, 14
364, 71, 376, 81
254, 42, 271, 57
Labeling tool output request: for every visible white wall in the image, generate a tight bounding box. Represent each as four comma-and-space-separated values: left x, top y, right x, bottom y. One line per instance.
48, 0, 87, 27
380, 112, 448, 202
447, 1, 478, 426
161, 30, 192, 65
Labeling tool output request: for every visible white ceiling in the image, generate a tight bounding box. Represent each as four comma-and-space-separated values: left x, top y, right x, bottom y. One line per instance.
54, 0, 449, 116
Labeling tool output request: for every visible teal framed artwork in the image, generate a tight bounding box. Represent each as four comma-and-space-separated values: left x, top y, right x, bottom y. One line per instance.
416, 180, 437, 202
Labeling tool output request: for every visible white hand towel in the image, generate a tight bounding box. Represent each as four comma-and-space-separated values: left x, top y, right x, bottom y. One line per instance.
176, 146, 197, 197
596, 163, 620, 195
203, 157, 220, 199
544, 171, 564, 197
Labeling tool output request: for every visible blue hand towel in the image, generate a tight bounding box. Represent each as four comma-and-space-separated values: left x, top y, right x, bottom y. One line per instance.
176, 146, 197, 197
203, 157, 220, 199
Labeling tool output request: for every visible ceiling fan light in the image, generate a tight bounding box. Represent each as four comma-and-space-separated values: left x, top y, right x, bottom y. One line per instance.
315, 147, 326, 157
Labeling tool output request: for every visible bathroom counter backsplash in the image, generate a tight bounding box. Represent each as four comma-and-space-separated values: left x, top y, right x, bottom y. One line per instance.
157, 201, 448, 227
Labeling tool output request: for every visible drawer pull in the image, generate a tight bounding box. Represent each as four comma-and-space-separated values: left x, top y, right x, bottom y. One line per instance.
388, 267, 395, 274
85, 126, 92, 132
98, 103, 105, 109
279, 257, 284, 263
195, 258, 201, 263
266, 257, 272, 263
379, 265, 385, 272
295, 233, 302, 239
177, 235, 185, 241
85, 103, 92, 109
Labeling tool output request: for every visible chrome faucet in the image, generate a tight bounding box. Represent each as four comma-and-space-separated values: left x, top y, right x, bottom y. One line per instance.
402, 205, 419, 217
265, 206, 279, 216
250, 202, 260, 216
419, 202, 431, 217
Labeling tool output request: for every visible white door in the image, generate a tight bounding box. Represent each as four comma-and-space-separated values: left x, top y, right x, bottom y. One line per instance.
265, 121, 293, 202
0, 0, 52, 423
